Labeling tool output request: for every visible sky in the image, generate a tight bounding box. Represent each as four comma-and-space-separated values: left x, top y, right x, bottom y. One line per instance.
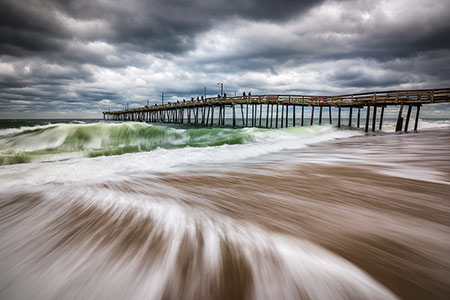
0, 0, 450, 119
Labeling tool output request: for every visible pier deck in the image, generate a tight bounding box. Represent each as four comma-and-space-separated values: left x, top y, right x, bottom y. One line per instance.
103, 88, 450, 132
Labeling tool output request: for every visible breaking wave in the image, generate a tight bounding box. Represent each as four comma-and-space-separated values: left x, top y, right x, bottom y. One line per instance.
0, 122, 359, 166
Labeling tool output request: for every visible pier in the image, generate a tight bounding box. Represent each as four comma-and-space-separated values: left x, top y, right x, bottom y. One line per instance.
103, 88, 450, 132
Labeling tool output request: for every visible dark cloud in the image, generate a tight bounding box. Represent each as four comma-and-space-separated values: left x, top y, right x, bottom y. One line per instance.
0, 0, 450, 118
1, 0, 321, 56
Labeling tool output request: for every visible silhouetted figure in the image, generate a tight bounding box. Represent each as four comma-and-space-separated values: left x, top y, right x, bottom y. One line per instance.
248, 91, 251, 96
243, 91, 246, 97
201, 96, 204, 100
218, 94, 221, 98
224, 93, 227, 98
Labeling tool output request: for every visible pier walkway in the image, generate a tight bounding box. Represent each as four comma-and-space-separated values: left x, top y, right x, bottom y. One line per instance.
103, 88, 450, 132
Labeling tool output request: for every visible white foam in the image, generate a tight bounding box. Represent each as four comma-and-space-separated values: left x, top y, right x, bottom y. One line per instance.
0, 125, 362, 189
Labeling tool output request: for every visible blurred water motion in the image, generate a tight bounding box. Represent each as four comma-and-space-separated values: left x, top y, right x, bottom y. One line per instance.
1, 123, 450, 299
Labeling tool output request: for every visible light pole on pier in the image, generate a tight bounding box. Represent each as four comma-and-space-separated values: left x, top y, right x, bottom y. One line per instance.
217, 83, 223, 97
162, 92, 164, 105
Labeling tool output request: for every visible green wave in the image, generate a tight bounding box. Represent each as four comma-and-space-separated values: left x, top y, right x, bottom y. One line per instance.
0, 122, 257, 165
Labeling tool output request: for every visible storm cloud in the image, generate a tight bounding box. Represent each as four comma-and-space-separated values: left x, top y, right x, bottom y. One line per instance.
0, 0, 449, 118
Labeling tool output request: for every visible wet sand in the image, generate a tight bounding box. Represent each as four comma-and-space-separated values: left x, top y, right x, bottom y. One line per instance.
1, 129, 449, 299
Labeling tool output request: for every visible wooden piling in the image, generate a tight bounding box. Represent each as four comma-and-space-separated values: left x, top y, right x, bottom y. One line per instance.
259, 103, 263, 127
338, 106, 341, 128
301, 104, 304, 126
270, 104, 274, 128
285, 104, 289, 128
329, 105, 332, 124
252, 104, 255, 127
240, 104, 245, 126
210, 105, 214, 126
223, 105, 226, 126
310, 106, 314, 125
372, 105, 377, 132
348, 107, 353, 127
414, 105, 421, 132
275, 103, 279, 128
232, 104, 236, 127
266, 103, 270, 128
379, 106, 384, 130
365, 105, 371, 133
246, 103, 249, 127
396, 103, 404, 132
293, 105, 296, 127
319, 106, 323, 125
404, 105, 412, 132
357, 107, 361, 128
281, 104, 284, 128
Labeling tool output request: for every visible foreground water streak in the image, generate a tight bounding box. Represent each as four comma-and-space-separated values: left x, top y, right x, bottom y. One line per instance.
1, 120, 449, 300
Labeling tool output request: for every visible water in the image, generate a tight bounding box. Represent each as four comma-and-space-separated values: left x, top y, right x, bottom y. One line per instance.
1, 118, 449, 299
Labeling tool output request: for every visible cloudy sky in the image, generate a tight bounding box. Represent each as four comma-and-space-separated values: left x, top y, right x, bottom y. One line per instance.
1, 0, 449, 118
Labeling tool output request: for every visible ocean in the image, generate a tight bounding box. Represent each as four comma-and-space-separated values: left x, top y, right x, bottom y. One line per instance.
1, 118, 449, 299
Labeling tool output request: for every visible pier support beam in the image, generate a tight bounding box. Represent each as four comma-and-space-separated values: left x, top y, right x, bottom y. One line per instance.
319, 106, 323, 125
210, 106, 214, 126
379, 106, 384, 130
281, 104, 284, 128
329, 106, 332, 124
293, 105, 296, 127
252, 104, 255, 127
310, 106, 314, 126
396, 104, 404, 132
275, 104, 279, 128
348, 107, 353, 127
270, 104, 274, 128
266, 103, 270, 128
338, 106, 341, 128
301, 105, 304, 126
285, 104, 289, 128
232, 104, 236, 127
404, 105, 412, 132
246, 103, 249, 127
414, 105, 421, 132
259, 104, 263, 127
357, 107, 361, 128
372, 105, 377, 132
365, 105, 371, 133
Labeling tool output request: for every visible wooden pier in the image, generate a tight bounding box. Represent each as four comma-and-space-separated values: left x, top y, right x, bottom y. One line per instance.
103, 88, 450, 132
